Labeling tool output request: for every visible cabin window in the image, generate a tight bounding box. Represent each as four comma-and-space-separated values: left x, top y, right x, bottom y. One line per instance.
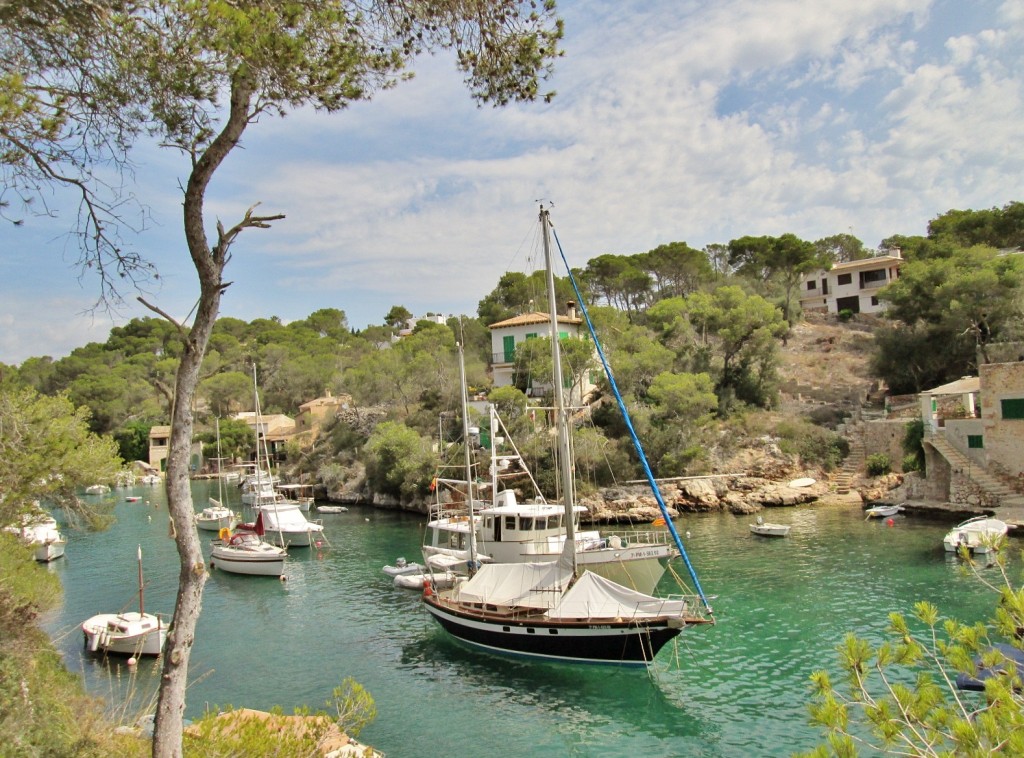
967, 435, 984, 449
535, 517, 547, 530
837, 273, 852, 286
526, 628, 535, 634
483, 516, 493, 530
1001, 398, 1024, 419
504, 515, 517, 530
520, 517, 533, 531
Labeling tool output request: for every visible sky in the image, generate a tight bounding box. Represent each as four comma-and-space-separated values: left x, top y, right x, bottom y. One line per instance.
2, 0, 1023, 364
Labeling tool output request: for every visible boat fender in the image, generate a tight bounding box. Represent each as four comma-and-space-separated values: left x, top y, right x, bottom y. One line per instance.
423, 582, 433, 597
218, 527, 231, 541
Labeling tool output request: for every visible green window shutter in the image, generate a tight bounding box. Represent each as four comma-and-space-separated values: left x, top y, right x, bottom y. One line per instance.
525, 332, 537, 340
503, 335, 515, 362
967, 435, 984, 449
1001, 398, 1024, 419
558, 330, 568, 340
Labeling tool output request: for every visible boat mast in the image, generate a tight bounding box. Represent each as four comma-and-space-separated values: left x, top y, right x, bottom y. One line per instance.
137, 544, 145, 616
456, 340, 478, 570
540, 206, 578, 571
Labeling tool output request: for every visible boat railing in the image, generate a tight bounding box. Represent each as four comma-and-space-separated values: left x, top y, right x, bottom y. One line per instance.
594, 529, 677, 549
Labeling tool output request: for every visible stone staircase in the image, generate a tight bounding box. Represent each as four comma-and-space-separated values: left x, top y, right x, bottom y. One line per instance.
927, 433, 1024, 509
833, 429, 866, 495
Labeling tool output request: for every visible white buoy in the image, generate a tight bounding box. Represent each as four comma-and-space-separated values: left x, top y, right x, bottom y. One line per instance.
685, 530, 691, 539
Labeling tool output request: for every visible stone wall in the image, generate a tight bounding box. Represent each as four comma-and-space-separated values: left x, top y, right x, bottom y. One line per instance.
859, 418, 910, 471
980, 362, 1024, 478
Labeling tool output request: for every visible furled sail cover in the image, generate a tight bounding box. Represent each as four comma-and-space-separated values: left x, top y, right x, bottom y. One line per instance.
452, 562, 573, 610
545, 571, 689, 620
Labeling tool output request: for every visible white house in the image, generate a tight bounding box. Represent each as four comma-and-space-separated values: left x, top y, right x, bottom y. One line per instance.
488, 302, 596, 403
800, 254, 903, 315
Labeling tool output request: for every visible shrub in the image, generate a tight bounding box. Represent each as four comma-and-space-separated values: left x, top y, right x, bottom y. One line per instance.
902, 452, 921, 473
865, 453, 891, 476
838, 308, 854, 322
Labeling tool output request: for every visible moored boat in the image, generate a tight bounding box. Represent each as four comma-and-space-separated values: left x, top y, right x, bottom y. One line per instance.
422, 207, 713, 666
210, 514, 287, 578
81, 546, 167, 656
865, 503, 902, 519
942, 516, 1008, 554
750, 518, 790, 537
4, 511, 67, 562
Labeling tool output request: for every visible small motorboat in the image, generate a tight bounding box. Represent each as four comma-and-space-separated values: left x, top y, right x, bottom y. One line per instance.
195, 501, 237, 532
383, 557, 426, 578
394, 570, 456, 590
85, 484, 111, 495
865, 503, 902, 519
750, 517, 791, 537
316, 505, 348, 514
942, 516, 1008, 554
126, 496, 142, 503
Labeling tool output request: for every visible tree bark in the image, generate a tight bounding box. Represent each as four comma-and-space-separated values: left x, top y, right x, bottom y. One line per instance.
152, 72, 255, 758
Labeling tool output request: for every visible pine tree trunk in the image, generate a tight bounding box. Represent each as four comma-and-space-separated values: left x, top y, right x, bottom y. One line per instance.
151, 72, 254, 758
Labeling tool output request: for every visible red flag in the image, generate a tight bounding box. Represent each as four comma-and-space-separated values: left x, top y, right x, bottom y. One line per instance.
254, 511, 265, 536
652, 517, 667, 527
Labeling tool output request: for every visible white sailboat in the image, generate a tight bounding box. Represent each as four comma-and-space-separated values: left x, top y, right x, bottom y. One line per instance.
245, 365, 324, 548
423, 207, 713, 665
210, 511, 287, 578
81, 545, 168, 656
197, 418, 238, 532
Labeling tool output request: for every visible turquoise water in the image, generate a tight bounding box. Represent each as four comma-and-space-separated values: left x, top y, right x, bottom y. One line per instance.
43, 482, 1009, 757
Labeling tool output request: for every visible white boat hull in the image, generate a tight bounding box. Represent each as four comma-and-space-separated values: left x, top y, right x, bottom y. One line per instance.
942, 517, 1008, 554
750, 523, 790, 537
34, 539, 66, 562
210, 534, 287, 577
81, 612, 166, 656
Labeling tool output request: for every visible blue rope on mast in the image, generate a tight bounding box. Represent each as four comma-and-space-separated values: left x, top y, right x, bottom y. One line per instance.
550, 225, 713, 613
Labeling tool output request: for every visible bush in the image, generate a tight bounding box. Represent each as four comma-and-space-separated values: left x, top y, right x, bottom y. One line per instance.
902, 452, 921, 473
865, 453, 891, 476
775, 419, 848, 471
838, 308, 854, 322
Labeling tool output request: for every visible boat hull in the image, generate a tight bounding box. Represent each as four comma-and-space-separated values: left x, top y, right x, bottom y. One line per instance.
422, 596, 684, 666
263, 528, 324, 548
942, 517, 1008, 554
750, 524, 790, 537
81, 612, 166, 656
210, 545, 286, 577
33, 539, 66, 562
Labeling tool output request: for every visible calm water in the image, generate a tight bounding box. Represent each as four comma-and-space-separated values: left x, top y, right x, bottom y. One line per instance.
42, 482, 1009, 757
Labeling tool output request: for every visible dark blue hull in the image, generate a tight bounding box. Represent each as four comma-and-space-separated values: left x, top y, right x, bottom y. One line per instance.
423, 596, 685, 666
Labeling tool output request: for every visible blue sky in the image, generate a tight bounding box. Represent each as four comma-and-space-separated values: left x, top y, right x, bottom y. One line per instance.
2, 0, 1022, 364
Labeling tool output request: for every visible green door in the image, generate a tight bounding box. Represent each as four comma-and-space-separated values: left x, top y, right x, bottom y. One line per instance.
503, 335, 515, 362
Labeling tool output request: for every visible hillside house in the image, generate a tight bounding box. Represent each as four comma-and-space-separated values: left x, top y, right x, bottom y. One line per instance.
800, 254, 903, 315
148, 424, 204, 472
488, 302, 596, 404
294, 390, 351, 436
234, 411, 296, 464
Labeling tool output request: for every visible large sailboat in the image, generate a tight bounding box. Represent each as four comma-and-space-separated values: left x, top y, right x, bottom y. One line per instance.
422, 207, 713, 666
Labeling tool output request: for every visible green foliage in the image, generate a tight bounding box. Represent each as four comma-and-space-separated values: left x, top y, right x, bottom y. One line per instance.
837, 308, 854, 322
801, 567, 1024, 757
364, 422, 435, 502
775, 419, 848, 471
0, 388, 122, 528
874, 244, 1024, 391
0, 538, 149, 757
865, 453, 891, 476
903, 418, 926, 474
182, 677, 375, 756
114, 420, 153, 464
